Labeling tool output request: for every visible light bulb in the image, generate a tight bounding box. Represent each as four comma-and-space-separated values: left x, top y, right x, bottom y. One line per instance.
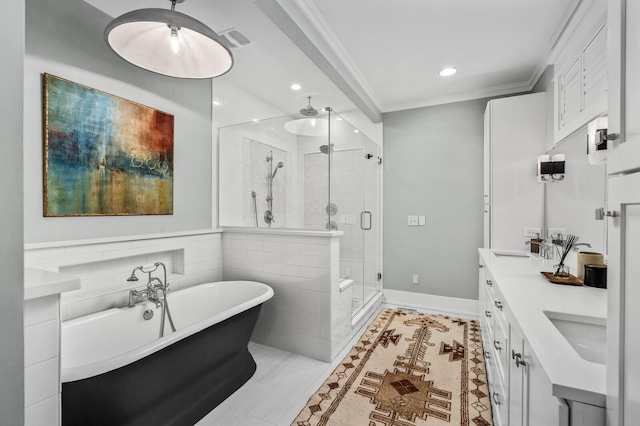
169, 26, 182, 56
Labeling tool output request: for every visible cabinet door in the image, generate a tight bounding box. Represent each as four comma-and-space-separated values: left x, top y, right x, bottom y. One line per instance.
608, 0, 640, 173
607, 171, 640, 425
560, 56, 583, 129
509, 328, 528, 426
525, 338, 570, 426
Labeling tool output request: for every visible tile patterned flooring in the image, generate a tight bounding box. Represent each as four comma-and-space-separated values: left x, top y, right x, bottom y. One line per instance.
196, 305, 383, 426
196, 304, 473, 426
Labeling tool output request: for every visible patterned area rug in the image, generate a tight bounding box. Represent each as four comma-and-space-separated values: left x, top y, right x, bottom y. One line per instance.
292, 309, 493, 426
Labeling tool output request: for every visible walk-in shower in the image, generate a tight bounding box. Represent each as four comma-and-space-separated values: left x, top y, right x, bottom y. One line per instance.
218, 108, 381, 318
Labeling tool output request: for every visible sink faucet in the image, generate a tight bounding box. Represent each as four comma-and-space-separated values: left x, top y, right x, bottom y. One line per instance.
525, 239, 555, 259
572, 243, 593, 251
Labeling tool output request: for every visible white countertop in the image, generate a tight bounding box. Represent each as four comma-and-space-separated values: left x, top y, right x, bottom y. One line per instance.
25, 268, 81, 300
479, 248, 607, 407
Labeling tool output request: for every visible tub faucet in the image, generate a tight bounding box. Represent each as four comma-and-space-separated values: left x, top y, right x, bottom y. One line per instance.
126, 262, 176, 337
129, 288, 161, 308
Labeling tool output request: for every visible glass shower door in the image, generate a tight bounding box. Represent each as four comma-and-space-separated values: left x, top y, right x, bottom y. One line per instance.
329, 113, 381, 315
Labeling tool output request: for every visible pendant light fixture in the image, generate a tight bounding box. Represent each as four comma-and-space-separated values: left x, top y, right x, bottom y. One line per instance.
104, 0, 234, 79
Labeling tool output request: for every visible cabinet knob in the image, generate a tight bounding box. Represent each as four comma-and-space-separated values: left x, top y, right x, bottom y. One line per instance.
493, 340, 502, 351
484, 350, 491, 359
511, 349, 526, 367
479, 264, 484, 269
494, 300, 503, 310
485, 310, 492, 318
486, 280, 493, 287
492, 392, 501, 406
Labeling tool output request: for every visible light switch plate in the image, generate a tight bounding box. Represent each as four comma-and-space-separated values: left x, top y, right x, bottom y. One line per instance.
419, 216, 426, 226
408, 216, 419, 226
547, 228, 566, 238
524, 227, 541, 237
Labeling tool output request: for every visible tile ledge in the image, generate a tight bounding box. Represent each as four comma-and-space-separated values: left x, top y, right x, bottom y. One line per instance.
25, 268, 81, 300
25, 228, 222, 250
222, 226, 343, 237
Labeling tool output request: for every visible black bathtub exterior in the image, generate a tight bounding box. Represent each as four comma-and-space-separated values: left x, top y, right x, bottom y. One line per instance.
62, 304, 262, 426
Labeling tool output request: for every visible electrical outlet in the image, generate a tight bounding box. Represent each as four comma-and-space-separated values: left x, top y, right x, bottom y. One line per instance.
524, 227, 541, 237
419, 216, 426, 226
412, 274, 419, 285
408, 216, 419, 226
547, 228, 566, 238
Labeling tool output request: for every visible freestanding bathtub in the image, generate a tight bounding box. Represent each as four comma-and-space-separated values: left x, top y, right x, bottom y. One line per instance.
61, 280, 274, 426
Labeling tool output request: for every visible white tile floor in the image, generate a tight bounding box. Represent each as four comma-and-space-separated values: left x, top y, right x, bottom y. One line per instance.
196, 305, 384, 426
196, 304, 474, 426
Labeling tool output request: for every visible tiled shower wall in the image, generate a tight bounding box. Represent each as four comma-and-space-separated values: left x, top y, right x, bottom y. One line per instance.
24, 231, 223, 320
243, 139, 288, 228
222, 228, 353, 362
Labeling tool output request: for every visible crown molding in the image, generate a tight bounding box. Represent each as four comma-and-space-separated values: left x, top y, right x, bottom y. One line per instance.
254, 0, 383, 123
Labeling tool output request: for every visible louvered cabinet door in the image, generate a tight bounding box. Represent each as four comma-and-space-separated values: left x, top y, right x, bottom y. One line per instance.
554, 20, 607, 144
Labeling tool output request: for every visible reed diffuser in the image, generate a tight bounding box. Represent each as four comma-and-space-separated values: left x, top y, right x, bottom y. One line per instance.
554, 234, 579, 278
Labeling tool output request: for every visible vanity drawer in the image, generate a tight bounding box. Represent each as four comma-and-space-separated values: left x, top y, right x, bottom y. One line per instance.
490, 376, 508, 426
480, 285, 495, 339
491, 285, 507, 325
493, 313, 509, 383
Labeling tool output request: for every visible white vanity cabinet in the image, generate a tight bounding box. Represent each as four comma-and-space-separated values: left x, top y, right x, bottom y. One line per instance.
479, 253, 603, 426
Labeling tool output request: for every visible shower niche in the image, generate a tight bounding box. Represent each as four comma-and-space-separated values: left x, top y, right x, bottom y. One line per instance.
218, 109, 381, 317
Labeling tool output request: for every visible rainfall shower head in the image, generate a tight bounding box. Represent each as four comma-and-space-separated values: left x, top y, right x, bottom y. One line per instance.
299, 96, 318, 117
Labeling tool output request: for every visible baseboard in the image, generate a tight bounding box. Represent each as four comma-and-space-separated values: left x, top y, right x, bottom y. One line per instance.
383, 289, 478, 319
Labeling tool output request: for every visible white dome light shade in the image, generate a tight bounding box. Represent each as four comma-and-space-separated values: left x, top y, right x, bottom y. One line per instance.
284, 118, 329, 136
105, 8, 233, 79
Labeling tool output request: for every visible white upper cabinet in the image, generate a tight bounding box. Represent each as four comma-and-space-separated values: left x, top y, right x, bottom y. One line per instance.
554, 20, 608, 144
607, 0, 640, 174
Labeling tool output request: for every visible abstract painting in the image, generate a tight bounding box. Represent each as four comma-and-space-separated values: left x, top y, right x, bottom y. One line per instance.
43, 73, 174, 216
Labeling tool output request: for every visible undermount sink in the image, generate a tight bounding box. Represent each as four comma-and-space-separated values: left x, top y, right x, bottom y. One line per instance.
492, 250, 530, 258
544, 311, 607, 365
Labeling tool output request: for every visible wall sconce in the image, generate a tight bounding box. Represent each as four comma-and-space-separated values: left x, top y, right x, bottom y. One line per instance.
538, 154, 565, 182
587, 116, 608, 165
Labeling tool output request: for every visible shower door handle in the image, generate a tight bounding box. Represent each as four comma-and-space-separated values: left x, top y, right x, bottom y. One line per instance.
360, 211, 372, 230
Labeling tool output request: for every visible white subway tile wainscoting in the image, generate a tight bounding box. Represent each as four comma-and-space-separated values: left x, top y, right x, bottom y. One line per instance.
223, 227, 381, 362
24, 227, 383, 425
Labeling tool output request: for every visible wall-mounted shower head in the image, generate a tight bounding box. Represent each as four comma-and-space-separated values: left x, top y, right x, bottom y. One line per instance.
271, 161, 284, 179
126, 271, 139, 282
319, 144, 334, 154
299, 96, 318, 117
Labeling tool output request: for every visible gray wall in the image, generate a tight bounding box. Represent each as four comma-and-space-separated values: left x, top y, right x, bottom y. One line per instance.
383, 99, 487, 300
24, 0, 213, 243
0, 3, 24, 424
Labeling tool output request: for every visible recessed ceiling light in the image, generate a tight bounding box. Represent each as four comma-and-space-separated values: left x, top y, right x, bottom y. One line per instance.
290, 83, 301, 90
354, 129, 360, 133
213, 100, 222, 106
439, 67, 457, 77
